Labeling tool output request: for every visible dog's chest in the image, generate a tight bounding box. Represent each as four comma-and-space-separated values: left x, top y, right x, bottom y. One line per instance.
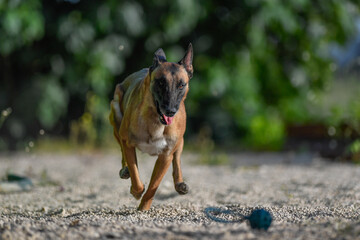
137, 138, 168, 156
134, 125, 173, 156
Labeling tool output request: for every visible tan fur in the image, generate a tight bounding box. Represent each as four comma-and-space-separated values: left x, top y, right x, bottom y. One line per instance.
109, 57, 191, 210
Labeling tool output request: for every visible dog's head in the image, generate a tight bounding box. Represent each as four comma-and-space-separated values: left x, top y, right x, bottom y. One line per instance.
149, 44, 193, 125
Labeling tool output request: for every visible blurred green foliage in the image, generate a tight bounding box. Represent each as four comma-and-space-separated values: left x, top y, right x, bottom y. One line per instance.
348, 139, 360, 163
0, 0, 44, 55
0, 0, 360, 151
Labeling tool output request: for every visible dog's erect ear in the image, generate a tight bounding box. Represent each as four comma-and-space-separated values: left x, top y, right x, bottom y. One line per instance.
154, 48, 167, 62
179, 43, 193, 79
150, 48, 167, 72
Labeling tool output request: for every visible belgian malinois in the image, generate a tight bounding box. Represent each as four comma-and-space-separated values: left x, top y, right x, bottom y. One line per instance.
109, 44, 193, 210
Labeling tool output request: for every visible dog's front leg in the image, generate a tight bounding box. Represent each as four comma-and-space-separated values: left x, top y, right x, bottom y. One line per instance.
138, 154, 173, 211
172, 138, 189, 195
120, 139, 145, 200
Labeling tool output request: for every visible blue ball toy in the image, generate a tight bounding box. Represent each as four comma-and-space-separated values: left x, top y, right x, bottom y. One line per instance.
246, 209, 272, 230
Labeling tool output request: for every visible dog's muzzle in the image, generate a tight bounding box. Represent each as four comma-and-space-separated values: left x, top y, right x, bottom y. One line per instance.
155, 101, 174, 125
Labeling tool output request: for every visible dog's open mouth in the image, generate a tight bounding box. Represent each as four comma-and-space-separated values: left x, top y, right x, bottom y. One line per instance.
155, 101, 174, 125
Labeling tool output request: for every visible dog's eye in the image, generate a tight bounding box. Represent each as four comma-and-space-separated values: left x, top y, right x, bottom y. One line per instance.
178, 82, 186, 89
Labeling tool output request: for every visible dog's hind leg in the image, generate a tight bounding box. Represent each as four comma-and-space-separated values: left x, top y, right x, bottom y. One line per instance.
109, 84, 130, 179
172, 138, 189, 195
113, 128, 130, 179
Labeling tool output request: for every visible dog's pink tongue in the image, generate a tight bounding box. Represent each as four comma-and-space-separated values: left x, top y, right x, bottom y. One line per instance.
163, 115, 174, 125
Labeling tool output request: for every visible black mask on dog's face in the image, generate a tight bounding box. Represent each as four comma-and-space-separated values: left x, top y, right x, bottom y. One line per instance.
149, 44, 193, 125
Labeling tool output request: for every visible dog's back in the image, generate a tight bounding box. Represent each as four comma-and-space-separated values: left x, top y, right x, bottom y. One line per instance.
120, 68, 148, 112
109, 68, 148, 129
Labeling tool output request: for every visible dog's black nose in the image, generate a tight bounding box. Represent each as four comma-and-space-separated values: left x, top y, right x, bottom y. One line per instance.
165, 109, 176, 117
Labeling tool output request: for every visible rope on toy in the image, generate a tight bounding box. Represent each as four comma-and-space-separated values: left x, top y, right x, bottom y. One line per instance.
204, 207, 273, 231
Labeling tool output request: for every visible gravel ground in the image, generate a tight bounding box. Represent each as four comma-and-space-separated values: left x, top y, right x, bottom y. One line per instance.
0, 152, 360, 239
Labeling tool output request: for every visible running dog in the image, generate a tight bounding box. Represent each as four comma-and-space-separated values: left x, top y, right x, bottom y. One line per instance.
109, 44, 193, 210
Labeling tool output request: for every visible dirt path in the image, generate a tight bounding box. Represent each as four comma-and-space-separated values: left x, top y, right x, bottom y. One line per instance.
0, 152, 359, 239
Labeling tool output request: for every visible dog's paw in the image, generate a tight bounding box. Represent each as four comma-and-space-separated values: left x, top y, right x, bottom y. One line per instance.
119, 166, 130, 179
175, 182, 189, 195
130, 184, 145, 200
